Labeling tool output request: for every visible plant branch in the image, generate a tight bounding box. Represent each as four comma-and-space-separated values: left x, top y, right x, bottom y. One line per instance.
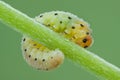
0, 1, 120, 80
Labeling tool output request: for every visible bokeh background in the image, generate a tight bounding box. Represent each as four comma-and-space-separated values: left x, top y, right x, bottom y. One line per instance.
0, 0, 120, 80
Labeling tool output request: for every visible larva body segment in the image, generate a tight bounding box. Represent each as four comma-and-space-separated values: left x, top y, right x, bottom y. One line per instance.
35, 11, 93, 48
21, 11, 93, 71
22, 37, 64, 71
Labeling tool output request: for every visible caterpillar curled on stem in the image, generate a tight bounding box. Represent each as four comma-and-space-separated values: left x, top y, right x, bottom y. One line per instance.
21, 11, 93, 71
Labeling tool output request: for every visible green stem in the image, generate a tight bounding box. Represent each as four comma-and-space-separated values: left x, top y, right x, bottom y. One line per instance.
0, 1, 120, 80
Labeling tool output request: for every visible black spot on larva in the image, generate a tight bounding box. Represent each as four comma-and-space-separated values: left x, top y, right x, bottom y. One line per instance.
80, 24, 84, 27
37, 48, 39, 50
54, 13, 58, 15
84, 46, 88, 48
35, 58, 37, 61
51, 57, 53, 59
24, 49, 27, 52
72, 36, 76, 39
72, 26, 75, 29
46, 68, 48, 71
33, 44, 37, 46
86, 32, 89, 35
28, 55, 31, 58
60, 21, 62, 24
83, 38, 87, 43
40, 15, 43, 18
23, 38, 26, 42
68, 16, 72, 19
42, 59, 45, 62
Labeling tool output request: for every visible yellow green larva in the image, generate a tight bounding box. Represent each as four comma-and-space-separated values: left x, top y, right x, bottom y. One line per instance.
21, 11, 93, 71
22, 37, 64, 71
35, 11, 93, 47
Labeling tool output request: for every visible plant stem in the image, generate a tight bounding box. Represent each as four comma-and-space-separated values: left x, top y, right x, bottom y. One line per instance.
0, 1, 120, 80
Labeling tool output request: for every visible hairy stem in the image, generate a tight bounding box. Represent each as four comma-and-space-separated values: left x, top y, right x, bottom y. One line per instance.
0, 1, 120, 80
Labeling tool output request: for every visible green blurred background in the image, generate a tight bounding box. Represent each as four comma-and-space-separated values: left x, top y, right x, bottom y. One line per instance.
0, 0, 120, 80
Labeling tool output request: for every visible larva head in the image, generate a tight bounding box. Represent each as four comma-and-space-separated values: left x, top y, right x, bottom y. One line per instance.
64, 19, 93, 48
72, 22, 92, 48
75, 35, 93, 48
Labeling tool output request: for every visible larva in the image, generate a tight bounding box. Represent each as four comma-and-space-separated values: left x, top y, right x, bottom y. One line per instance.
21, 11, 93, 71
22, 37, 64, 71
